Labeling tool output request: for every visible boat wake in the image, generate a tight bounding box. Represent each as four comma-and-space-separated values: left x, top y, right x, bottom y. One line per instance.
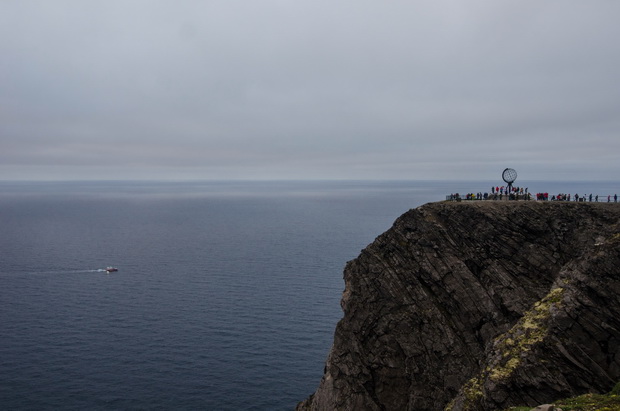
24, 269, 109, 275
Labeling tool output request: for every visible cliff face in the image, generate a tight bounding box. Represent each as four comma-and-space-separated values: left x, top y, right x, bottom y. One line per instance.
297, 201, 620, 411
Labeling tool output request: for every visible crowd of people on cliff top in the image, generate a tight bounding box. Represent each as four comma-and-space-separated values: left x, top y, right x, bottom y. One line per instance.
449, 186, 618, 203
536, 193, 618, 202
450, 186, 529, 201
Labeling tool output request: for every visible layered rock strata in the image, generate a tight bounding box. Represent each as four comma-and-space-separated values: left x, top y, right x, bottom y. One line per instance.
297, 201, 620, 411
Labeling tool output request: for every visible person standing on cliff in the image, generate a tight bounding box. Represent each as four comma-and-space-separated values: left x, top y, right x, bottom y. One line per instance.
615, 194, 618, 203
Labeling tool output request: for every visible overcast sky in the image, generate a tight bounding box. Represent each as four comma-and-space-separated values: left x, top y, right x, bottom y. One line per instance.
1, 1, 619, 181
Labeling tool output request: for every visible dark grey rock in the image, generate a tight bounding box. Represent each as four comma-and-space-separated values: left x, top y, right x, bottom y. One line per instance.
297, 201, 620, 411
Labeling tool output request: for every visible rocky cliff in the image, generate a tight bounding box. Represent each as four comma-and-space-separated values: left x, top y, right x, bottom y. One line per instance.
297, 201, 620, 411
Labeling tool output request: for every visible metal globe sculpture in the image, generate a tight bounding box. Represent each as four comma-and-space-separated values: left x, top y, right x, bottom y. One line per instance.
502, 168, 517, 184
502, 168, 517, 199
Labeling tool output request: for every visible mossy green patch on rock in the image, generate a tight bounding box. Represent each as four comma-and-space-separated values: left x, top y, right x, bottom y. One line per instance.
505, 381, 620, 411
444, 377, 484, 411
612, 382, 620, 396
487, 287, 565, 383
454, 287, 568, 410
463, 377, 484, 409
609, 233, 620, 244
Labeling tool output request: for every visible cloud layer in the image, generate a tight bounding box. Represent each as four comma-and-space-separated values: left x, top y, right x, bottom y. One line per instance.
2, 1, 619, 180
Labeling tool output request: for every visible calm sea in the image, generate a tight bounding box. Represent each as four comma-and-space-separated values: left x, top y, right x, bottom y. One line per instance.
0, 180, 617, 410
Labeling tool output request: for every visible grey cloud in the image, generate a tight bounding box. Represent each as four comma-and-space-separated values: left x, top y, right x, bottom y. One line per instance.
1, 1, 619, 180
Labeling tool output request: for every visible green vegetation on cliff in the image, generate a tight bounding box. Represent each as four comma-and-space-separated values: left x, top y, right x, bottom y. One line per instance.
506, 382, 620, 411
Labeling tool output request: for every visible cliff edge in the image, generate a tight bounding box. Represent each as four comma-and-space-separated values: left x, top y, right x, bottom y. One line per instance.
297, 201, 620, 411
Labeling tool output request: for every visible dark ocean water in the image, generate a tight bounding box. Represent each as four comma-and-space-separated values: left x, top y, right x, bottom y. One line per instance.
0, 180, 617, 410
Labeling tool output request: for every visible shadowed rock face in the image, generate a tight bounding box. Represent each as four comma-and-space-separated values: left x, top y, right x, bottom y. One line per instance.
297, 201, 620, 411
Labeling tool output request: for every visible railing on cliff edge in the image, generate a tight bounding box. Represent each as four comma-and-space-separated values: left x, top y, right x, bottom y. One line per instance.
446, 193, 619, 202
